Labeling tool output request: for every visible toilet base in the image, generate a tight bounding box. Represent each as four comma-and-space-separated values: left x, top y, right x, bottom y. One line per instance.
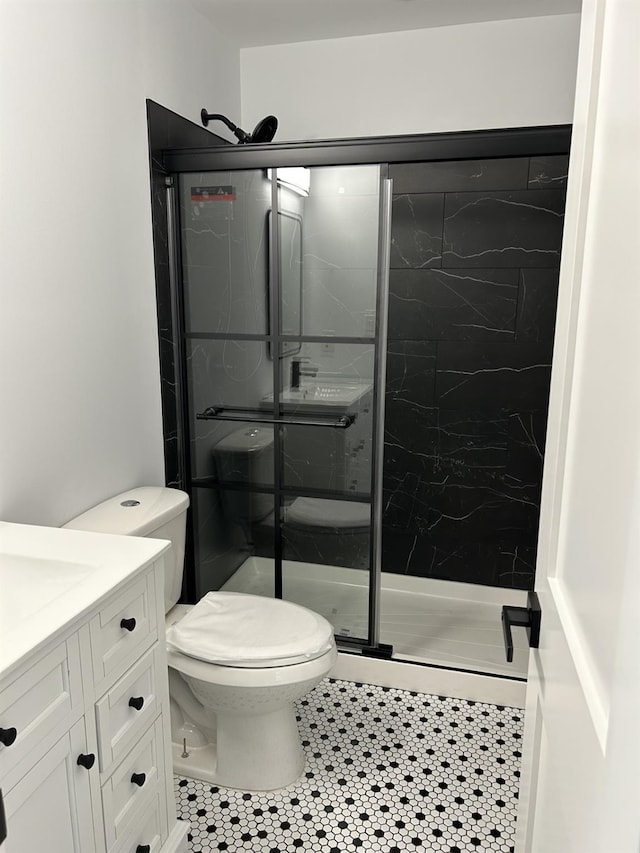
171, 704, 306, 791
172, 741, 218, 785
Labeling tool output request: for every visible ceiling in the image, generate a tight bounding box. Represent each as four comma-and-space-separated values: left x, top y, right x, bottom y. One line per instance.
191, 0, 581, 48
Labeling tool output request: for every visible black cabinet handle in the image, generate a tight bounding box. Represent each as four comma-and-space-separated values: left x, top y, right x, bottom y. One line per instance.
501, 591, 542, 662
120, 617, 136, 632
0, 727, 17, 747
128, 696, 144, 711
130, 772, 146, 787
136, 846, 151, 853
77, 753, 96, 770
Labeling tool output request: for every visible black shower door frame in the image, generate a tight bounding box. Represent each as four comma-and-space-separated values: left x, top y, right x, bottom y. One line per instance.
159, 123, 572, 657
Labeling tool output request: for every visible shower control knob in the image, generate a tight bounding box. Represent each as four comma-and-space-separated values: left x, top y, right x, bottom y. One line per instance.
77, 753, 96, 770
0, 727, 17, 747
120, 617, 136, 632
128, 696, 144, 711
131, 772, 146, 787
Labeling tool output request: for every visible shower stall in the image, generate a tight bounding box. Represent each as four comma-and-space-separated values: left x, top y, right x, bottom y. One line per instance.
150, 106, 570, 684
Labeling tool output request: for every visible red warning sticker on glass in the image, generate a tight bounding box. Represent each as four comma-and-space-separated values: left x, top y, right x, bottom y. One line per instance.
190, 185, 235, 202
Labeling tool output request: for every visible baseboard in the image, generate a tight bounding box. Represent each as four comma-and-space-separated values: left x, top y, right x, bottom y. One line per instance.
332, 651, 526, 709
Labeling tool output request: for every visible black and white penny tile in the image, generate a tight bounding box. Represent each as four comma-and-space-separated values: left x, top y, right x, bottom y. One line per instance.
175, 678, 523, 853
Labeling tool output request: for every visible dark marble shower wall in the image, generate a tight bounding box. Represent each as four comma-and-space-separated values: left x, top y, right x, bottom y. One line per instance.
382, 155, 568, 589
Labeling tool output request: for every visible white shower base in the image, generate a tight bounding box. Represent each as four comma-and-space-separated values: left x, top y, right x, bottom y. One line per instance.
221, 557, 529, 681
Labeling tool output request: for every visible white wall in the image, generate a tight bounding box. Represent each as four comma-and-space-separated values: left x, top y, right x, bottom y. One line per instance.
241, 15, 581, 141
0, 0, 240, 526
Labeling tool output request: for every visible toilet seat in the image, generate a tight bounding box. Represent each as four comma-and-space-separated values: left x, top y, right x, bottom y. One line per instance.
166, 591, 334, 668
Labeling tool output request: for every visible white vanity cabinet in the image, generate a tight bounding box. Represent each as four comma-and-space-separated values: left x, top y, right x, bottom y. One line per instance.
0, 528, 188, 853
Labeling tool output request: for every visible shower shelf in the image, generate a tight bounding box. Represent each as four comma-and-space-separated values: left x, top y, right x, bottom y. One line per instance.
196, 406, 354, 430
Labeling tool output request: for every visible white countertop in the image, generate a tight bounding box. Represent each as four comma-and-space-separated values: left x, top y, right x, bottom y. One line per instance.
0, 521, 170, 680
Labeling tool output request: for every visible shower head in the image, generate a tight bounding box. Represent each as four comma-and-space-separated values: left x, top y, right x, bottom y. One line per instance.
249, 115, 278, 144
200, 110, 278, 144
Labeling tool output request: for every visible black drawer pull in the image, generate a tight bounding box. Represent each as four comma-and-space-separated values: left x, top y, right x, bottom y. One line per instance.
120, 617, 136, 632
136, 846, 151, 853
128, 696, 145, 711
131, 772, 146, 787
77, 753, 96, 770
0, 728, 17, 747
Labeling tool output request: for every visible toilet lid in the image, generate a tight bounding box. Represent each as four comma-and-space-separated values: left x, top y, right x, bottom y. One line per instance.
166, 591, 335, 668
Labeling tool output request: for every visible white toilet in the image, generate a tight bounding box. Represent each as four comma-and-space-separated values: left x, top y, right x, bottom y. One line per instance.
64, 486, 337, 791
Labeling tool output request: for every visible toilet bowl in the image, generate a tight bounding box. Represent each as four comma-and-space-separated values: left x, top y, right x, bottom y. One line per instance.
63, 486, 337, 791
284, 497, 371, 569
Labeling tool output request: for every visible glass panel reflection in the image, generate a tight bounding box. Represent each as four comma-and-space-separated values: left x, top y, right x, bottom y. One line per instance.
180, 170, 271, 336
279, 343, 374, 496
295, 164, 380, 339
186, 339, 274, 481
281, 497, 371, 642
192, 487, 274, 600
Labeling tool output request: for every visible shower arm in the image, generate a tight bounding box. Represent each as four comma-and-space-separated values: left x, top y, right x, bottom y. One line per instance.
200, 111, 250, 143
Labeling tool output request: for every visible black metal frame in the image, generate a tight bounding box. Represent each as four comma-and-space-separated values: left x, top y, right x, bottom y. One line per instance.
164, 125, 571, 172
154, 119, 571, 663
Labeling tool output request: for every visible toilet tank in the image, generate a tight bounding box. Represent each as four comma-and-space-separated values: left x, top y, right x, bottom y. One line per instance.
213, 427, 274, 521
63, 487, 190, 613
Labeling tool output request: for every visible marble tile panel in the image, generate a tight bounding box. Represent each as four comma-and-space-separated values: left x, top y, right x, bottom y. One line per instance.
435, 410, 510, 475
516, 268, 560, 349
382, 532, 499, 586
382, 467, 439, 534
382, 530, 536, 590
390, 193, 444, 268
505, 410, 548, 484
442, 189, 566, 268
494, 543, 537, 590
435, 342, 552, 409
390, 157, 529, 194
527, 155, 569, 188
385, 341, 437, 407
388, 268, 518, 341
424, 476, 541, 544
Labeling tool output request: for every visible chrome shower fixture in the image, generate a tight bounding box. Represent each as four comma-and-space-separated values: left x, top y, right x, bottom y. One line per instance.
200, 111, 278, 144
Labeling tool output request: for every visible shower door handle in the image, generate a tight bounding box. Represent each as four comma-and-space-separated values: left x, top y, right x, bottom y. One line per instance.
501, 591, 541, 662
196, 406, 354, 429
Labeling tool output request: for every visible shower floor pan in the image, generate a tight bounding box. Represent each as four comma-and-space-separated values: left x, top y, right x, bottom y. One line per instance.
221, 557, 529, 680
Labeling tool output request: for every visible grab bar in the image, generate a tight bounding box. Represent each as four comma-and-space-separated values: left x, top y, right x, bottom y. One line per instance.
196, 406, 354, 429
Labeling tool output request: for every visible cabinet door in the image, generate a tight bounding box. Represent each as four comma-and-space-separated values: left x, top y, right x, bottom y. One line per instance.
3, 719, 98, 853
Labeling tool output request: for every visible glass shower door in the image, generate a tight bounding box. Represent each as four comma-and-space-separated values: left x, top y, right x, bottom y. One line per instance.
275, 165, 385, 646
178, 164, 389, 651
180, 169, 277, 602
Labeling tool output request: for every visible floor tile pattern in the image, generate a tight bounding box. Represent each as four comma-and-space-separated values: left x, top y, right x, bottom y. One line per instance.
175, 678, 523, 853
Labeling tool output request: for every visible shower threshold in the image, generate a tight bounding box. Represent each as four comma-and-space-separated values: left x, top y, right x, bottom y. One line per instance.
221, 557, 529, 680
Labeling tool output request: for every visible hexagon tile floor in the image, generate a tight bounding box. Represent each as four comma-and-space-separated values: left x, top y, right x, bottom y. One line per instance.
174, 677, 523, 853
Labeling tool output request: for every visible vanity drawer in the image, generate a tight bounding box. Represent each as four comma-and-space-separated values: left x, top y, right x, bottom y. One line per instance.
111, 790, 163, 853
90, 574, 157, 693
102, 717, 163, 850
96, 646, 161, 773
0, 637, 83, 786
